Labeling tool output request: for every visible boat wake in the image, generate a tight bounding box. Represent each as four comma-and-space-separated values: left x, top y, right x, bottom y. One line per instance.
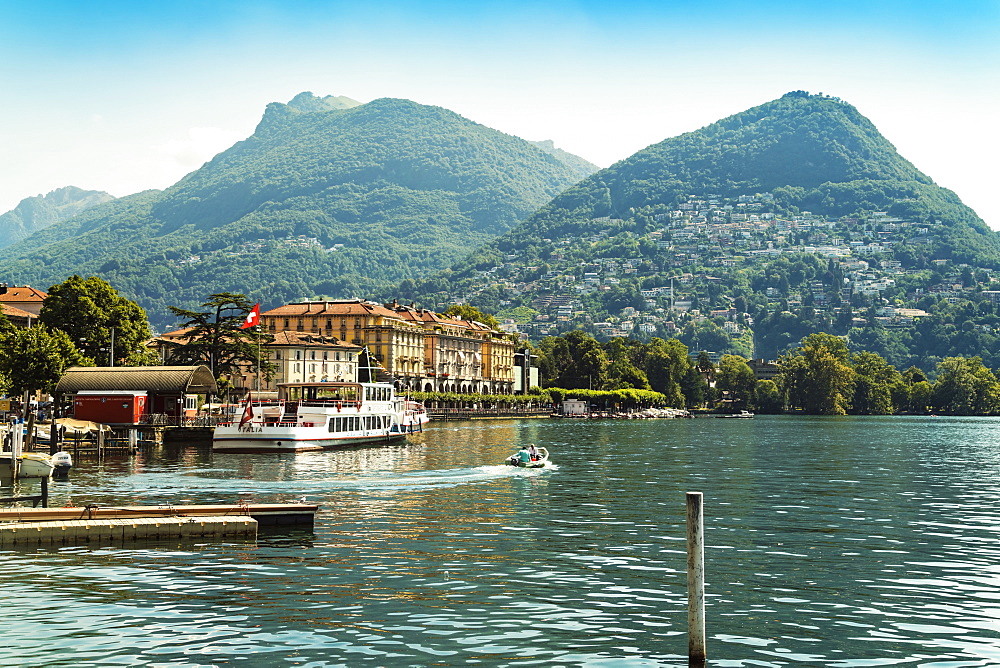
477, 464, 559, 475
84, 463, 557, 501
338, 463, 557, 489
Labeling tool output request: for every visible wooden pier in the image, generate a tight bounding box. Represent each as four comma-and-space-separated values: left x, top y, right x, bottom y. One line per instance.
0, 503, 318, 546
0, 503, 319, 526
0, 515, 258, 547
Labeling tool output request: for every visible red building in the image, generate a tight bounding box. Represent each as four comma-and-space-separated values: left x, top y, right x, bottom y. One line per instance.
55, 366, 217, 425
73, 392, 148, 425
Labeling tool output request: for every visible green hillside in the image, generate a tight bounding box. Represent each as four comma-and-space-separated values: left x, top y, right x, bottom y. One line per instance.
401, 92, 1000, 372
0, 93, 597, 329
0, 186, 114, 249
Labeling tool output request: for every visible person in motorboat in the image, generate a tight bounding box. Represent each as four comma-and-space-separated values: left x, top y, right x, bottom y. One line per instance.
517, 445, 532, 466
527, 443, 540, 461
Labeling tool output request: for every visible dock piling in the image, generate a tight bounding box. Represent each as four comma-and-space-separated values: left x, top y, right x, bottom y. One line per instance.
687, 491, 706, 665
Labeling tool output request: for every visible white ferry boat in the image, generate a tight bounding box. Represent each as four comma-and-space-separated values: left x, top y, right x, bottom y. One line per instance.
212, 381, 428, 454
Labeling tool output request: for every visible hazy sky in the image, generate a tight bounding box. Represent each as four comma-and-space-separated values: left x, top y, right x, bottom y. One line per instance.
1, 1, 997, 226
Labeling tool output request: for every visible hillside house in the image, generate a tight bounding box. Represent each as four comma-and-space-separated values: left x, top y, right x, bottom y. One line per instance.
0, 284, 46, 317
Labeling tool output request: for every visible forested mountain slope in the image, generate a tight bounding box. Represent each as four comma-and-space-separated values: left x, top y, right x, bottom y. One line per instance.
0, 186, 114, 249
403, 92, 1000, 371
0, 93, 597, 329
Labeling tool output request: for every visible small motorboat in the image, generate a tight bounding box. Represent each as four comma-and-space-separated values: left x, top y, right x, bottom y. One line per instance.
505, 446, 551, 468
717, 410, 754, 418
16, 452, 55, 478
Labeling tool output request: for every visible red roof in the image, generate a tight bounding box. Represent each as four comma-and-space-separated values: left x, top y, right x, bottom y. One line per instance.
0, 303, 36, 319
262, 300, 399, 320
0, 285, 47, 303
269, 331, 360, 349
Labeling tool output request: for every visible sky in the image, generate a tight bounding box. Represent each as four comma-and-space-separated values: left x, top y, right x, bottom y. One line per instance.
1, 0, 998, 226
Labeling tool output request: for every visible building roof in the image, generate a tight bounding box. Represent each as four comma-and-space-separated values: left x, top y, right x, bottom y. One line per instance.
0, 285, 47, 303
270, 331, 360, 349
389, 304, 497, 334
262, 299, 401, 320
158, 327, 194, 340
55, 366, 218, 394
391, 305, 448, 325
0, 303, 36, 319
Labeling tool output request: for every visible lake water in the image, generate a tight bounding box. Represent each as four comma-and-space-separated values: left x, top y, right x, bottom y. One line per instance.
3, 415, 1000, 667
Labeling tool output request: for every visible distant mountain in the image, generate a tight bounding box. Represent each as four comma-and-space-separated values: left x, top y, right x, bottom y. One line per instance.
528, 140, 599, 182
0, 93, 598, 329
285, 91, 362, 112
404, 92, 1000, 368
512, 90, 993, 258
0, 186, 114, 249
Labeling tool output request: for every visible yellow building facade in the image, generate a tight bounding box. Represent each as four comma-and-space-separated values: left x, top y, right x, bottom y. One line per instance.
260, 300, 516, 393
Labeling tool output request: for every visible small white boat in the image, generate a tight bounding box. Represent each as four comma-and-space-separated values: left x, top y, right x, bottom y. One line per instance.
718, 410, 754, 418
10, 453, 55, 478
505, 446, 551, 468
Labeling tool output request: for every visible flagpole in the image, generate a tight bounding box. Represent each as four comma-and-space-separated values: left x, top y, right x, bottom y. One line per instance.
239, 302, 262, 422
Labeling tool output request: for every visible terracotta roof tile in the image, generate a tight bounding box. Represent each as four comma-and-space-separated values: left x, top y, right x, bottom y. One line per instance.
0, 303, 36, 319
0, 286, 47, 302
270, 331, 360, 349
262, 300, 400, 319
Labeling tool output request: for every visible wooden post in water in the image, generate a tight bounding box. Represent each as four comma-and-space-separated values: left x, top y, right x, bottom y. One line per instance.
687, 491, 706, 665
24, 412, 35, 450
97, 428, 105, 460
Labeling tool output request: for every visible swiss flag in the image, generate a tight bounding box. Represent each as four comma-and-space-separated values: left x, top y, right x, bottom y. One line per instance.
239, 394, 254, 430
241, 303, 260, 329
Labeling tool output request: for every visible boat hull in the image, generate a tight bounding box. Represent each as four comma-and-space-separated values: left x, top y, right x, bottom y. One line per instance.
506, 460, 550, 468
212, 425, 410, 454
0, 454, 55, 479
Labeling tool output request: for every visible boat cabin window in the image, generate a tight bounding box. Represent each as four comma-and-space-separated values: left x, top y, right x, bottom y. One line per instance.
364, 386, 392, 402
329, 416, 361, 432
280, 384, 360, 402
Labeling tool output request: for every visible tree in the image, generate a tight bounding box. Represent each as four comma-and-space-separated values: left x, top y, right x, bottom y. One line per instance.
696, 351, 715, 383
536, 336, 573, 388
644, 337, 689, 407
443, 303, 500, 329
0, 324, 88, 397
604, 337, 651, 390
751, 379, 784, 413
606, 356, 651, 390
716, 354, 756, 411
680, 364, 709, 409
930, 356, 1000, 415
850, 351, 900, 415
40, 274, 157, 366
164, 293, 273, 390
557, 330, 610, 390
780, 332, 855, 415
908, 380, 933, 413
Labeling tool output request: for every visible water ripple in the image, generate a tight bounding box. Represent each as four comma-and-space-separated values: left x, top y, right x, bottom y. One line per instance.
4, 417, 1000, 665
